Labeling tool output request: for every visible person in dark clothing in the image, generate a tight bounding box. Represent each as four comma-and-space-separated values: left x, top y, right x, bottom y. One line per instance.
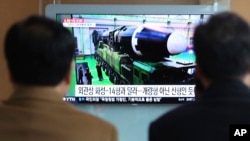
96, 63, 103, 81
149, 12, 250, 141
78, 66, 84, 84
85, 68, 93, 85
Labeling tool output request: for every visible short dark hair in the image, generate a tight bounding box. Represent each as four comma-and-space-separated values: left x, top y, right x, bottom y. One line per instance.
194, 12, 250, 81
4, 15, 75, 86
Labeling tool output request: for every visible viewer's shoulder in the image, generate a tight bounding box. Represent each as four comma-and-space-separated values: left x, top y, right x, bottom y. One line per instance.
69, 107, 116, 129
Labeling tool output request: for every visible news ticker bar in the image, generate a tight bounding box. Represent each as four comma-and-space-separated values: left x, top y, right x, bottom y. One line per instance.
63, 96, 195, 103
75, 85, 195, 97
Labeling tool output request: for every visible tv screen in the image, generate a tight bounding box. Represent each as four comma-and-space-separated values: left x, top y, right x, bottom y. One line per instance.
45, 4, 226, 104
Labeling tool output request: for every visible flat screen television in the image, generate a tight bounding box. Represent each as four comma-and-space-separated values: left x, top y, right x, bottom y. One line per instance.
45, 4, 227, 104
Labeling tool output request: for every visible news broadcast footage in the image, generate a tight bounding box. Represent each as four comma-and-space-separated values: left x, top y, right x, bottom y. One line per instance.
56, 14, 210, 103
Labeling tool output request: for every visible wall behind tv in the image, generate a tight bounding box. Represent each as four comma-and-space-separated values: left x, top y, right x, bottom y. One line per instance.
0, 0, 39, 100
0, 0, 249, 100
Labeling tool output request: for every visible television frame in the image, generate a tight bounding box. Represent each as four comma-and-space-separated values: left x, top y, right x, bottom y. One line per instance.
46, 4, 227, 19
45, 4, 227, 104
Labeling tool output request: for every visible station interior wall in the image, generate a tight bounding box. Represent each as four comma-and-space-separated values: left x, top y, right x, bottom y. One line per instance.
0, 1, 249, 141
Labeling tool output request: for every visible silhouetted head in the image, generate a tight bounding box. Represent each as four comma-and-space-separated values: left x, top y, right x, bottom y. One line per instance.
194, 12, 250, 83
4, 15, 75, 86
